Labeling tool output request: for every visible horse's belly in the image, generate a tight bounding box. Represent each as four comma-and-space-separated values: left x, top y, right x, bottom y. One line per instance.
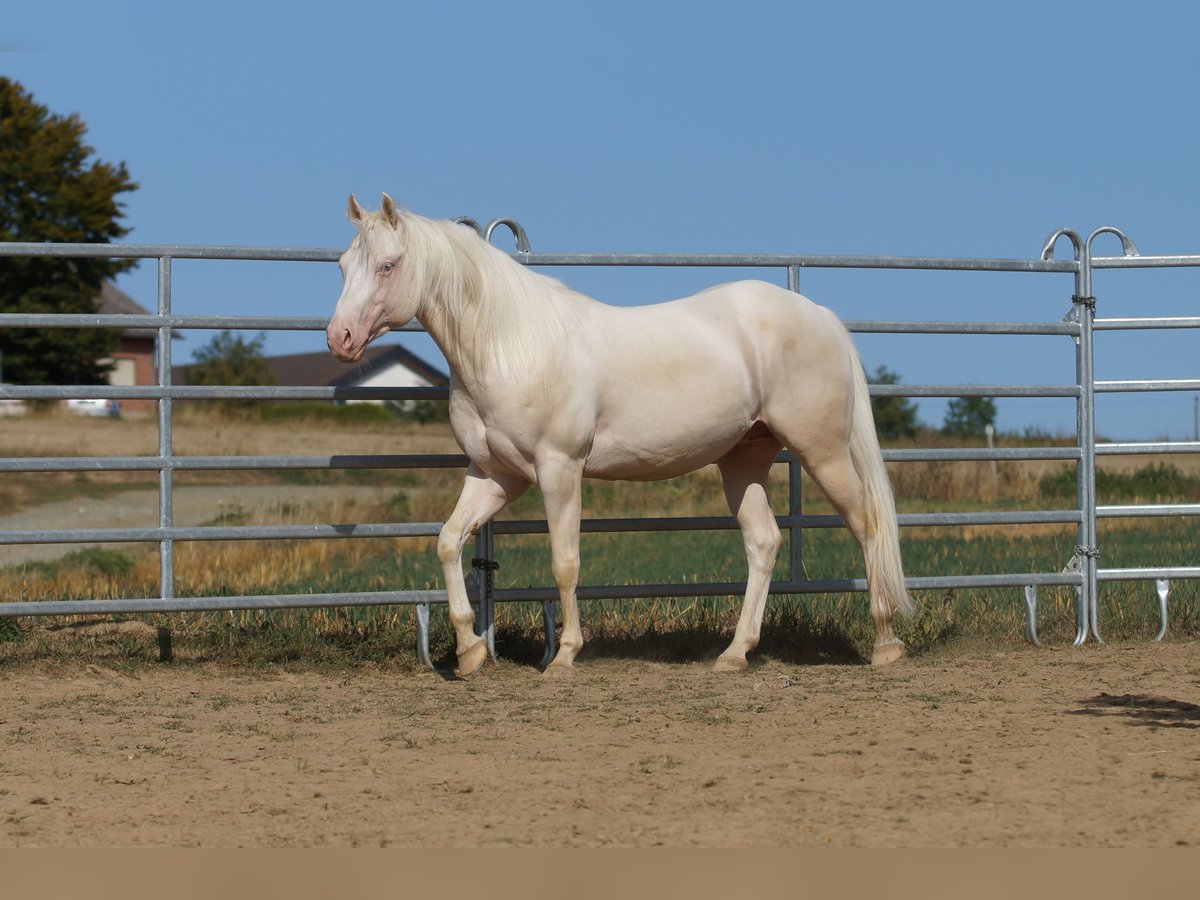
584, 404, 755, 480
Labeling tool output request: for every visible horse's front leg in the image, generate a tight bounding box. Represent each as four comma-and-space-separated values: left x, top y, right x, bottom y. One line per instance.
437, 464, 528, 677
536, 455, 585, 679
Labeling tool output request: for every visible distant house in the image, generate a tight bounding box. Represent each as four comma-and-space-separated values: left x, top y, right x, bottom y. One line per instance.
172, 343, 449, 406
263, 344, 449, 404
97, 282, 162, 414
264, 345, 450, 406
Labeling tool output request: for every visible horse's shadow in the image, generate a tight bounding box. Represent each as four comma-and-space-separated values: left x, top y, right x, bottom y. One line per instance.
1068, 693, 1200, 729
486, 623, 867, 670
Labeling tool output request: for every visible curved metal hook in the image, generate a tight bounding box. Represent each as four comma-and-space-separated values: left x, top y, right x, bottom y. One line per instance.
1086, 226, 1140, 258
484, 217, 531, 253
452, 216, 484, 237
1041, 227, 1082, 261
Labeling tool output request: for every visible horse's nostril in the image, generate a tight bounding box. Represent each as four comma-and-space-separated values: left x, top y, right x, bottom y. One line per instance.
341, 329, 353, 350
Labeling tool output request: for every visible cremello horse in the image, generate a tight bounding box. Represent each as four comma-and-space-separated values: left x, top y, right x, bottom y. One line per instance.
327, 194, 914, 678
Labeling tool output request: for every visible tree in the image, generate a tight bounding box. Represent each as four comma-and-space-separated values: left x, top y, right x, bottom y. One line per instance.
185, 331, 277, 388
0, 78, 138, 385
184, 331, 276, 413
867, 365, 919, 440
942, 396, 997, 438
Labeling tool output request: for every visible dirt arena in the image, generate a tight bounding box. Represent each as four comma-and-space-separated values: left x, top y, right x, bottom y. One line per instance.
1, 639, 1197, 847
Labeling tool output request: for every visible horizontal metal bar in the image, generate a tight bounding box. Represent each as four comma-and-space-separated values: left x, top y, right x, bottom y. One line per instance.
494, 571, 1082, 603
0, 447, 1079, 473
846, 320, 1080, 336
0, 313, 425, 333
870, 384, 1080, 398
0, 590, 448, 618
0, 506, 1085, 550
897, 510, 1083, 526
1094, 379, 1200, 393
524, 253, 1077, 274
0, 242, 341, 262
1098, 567, 1200, 581
0, 384, 448, 401
492, 508, 1081, 536
0, 522, 443, 546
1094, 317, 1200, 331
882, 447, 1081, 462
0, 453, 468, 473
1091, 254, 1200, 269
1095, 441, 1200, 456
0, 313, 325, 330
0, 241, 1078, 273
0, 313, 1084, 337
1097, 504, 1200, 518
0, 568, 1086, 618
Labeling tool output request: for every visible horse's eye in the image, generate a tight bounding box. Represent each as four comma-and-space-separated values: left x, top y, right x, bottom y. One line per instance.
380, 261, 394, 274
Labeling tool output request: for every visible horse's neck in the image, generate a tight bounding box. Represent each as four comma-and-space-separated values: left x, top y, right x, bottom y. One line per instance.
415, 249, 574, 392
415, 296, 479, 384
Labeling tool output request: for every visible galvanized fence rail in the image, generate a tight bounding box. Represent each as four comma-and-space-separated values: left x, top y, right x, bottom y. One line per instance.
0, 225, 1196, 661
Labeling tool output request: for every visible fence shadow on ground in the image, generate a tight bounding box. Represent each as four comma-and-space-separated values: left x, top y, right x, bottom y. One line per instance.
1068, 693, 1200, 729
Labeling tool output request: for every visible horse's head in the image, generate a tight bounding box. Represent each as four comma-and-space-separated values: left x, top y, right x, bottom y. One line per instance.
327, 193, 415, 363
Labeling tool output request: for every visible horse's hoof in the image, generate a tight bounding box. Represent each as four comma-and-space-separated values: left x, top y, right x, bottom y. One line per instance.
713, 654, 748, 673
542, 662, 575, 680
454, 641, 490, 678
871, 639, 905, 666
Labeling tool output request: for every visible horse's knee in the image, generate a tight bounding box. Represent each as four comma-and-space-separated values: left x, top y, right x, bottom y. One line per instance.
437, 527, 464, 567
743, 520, 781, 564
551, 550, 580, 587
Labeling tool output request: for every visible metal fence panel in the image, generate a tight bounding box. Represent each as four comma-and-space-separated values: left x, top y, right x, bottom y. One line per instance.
1, 227, 1196, 652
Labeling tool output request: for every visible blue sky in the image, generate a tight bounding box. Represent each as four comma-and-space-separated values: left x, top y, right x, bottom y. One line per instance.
4, 0, 1199, 439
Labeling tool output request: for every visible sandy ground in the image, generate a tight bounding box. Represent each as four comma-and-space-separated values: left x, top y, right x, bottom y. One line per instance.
1, 640, 1197, 847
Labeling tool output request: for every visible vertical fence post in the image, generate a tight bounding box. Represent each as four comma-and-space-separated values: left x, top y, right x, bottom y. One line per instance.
786, 265, 804, 584
1075, 253, 1100, 643
1077, 227, 1140, 644
157, 257, 175, 601
1041, 228, 1092, 644
473, 522, 497, 660
1067, 238, 1101, 645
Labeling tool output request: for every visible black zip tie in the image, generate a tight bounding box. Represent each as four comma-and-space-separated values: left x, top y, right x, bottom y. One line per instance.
1072, 295, 1096, 311
470, 558, 500, 571
1074, 545, 1101, 559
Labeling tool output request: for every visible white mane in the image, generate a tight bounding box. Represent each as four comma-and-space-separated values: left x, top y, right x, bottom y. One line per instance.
363, 209, 575, 379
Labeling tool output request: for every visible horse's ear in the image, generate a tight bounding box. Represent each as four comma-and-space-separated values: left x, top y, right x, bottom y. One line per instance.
381, 193, 400, 228
347, 194, 365, 225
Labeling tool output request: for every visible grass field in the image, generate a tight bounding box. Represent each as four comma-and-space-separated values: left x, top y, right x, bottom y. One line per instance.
1, 409, 1197, 666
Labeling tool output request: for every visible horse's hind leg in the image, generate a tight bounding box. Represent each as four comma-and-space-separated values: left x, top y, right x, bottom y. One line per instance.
714, 440, 782, 672
535, 454, 586, 679
437, 464, 529, 677
798, 447, 904, 665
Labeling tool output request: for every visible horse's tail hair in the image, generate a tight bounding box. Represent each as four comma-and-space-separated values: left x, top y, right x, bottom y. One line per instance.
846, 354, 916, 619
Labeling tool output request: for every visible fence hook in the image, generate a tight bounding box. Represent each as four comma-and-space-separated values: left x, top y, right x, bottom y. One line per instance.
452, 216, 484, 237
485, 217, 531, 254
1041, 227, 1082, 262
1086, 226, 1140, 258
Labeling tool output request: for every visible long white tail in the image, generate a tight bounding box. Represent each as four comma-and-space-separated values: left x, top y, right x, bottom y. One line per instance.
846, 359, 915, 618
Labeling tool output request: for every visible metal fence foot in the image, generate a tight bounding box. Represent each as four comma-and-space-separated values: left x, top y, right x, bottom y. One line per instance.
414, 602, 433, 669
1153, 579, 1170, 642
1023, 586, 1041, 647
538, 600, 558, 670
1072, 586, 1089, 646
1089, 589, 1105, 644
